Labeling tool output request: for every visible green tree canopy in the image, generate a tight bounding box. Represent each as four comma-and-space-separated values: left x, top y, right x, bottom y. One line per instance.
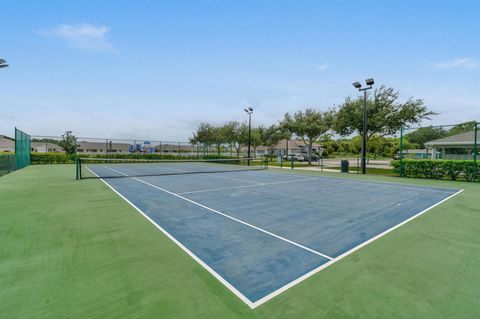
405, 126, 447, 148
447, 121, 477, 136
58, 131, 77, 155
281, 109, 334, 163
258, 124, 290, 156
334, 86, 435, 140
190, 123, 218, 145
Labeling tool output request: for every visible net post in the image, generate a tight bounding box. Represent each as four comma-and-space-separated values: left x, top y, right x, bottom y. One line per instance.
76, 157, 79, 180
290, 155, 294, 170
473, 122, 478, 181
399, 127, 404, 177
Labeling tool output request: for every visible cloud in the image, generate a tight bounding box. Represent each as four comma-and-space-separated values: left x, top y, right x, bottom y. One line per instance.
433, 57, 479, 70
316, 64, 329, 71
37, 24, 114, 52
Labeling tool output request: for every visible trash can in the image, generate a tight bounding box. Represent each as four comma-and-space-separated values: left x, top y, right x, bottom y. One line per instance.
340, 160, 349, 173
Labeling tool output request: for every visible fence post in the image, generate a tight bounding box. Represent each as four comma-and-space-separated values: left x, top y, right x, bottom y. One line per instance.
399, 127, 404, 177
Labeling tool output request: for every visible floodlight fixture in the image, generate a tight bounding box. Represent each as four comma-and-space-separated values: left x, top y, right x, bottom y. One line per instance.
366, 78, 374, 86
352, 82, 362, 89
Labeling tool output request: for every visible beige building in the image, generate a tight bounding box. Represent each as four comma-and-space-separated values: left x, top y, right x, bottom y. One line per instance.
0, 135, 15, 152
31, 142, 64, 153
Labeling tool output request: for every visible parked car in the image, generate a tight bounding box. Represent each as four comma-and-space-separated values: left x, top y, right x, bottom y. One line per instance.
282, 154, 305, 162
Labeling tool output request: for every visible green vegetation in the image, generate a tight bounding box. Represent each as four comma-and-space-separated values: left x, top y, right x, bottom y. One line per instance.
30, 152, 238, 164
2, 165, 480, 318
281, 109, 333, 164
334, 86, 434, 140
191, 85, 437, 161
58, 131, 78, 154
405, 121, 478, 148
392, 159, 479, 181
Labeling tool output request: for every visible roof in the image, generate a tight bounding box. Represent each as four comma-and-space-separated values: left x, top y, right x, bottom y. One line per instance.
0, 136, 15, 148
425, 130, 479, 147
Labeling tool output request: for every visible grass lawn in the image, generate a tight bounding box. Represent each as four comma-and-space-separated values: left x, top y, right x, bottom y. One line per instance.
1, 165, 480, 318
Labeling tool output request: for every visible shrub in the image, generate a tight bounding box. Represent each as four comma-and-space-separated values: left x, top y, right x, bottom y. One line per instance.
391, 159, 479, 181
30, 152, 237, 164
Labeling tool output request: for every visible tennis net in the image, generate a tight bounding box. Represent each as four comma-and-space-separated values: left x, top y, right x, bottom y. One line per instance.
76, 157, 268, 179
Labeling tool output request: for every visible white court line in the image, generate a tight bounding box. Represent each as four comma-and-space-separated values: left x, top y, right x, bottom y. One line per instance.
86, 167, 255, 308
177, 177, 321, 195
250, 188, 464, 308
267, 167, 457, 193
92, 165, 463, 309
103, 165, 333, 261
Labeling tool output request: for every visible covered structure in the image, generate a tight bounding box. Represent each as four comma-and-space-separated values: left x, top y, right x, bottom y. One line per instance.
425, 130, 479, 160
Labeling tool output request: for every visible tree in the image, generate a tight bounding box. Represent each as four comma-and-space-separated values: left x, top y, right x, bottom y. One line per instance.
221, 121, 249, 157
249, 127, 262, 158
190, 123, 215, 151
59, 131, 77, 155
447, 121, 477, 136
258, 124, 290, 157
334, 86, 435, 142
405, 126, 447, 148
281, 109, 334, 164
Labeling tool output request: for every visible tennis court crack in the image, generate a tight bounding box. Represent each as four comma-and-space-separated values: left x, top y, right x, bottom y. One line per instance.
103, 165, 333, 261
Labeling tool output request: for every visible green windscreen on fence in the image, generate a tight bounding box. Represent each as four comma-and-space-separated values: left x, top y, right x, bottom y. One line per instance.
0, 154, 16, 177
15, 128, 31, 169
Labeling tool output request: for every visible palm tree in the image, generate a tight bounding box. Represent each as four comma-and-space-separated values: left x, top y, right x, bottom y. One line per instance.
0, 59, 8, 68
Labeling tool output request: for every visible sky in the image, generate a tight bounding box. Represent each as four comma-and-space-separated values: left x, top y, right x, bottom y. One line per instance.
1, 0, 479, 141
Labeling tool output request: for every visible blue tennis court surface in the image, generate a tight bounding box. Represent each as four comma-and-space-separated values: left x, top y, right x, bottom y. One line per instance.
88, 165, 460, 308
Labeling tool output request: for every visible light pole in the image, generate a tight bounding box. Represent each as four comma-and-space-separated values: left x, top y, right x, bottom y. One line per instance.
243, 107, 253, 162
352, 78, 374, 174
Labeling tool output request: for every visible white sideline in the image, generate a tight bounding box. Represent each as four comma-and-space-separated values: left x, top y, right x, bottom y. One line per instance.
103, 165, 333, 261
86, 167, 255, 308
90, 165, 464, 309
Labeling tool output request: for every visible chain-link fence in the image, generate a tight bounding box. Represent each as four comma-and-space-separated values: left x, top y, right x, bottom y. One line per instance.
30, 135, 253, 158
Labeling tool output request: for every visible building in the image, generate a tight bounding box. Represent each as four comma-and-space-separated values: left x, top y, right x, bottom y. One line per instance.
0, 135, 15, 152
31, 142, 64, 153
76, 141, 132, 154
425, 130, 479, 160
240, 139, 324, 158
401, 149, 430, 159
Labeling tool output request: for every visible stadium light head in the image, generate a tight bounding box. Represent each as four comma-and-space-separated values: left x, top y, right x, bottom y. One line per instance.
352, 82, 362, 89
365, 78, 374, 86
244, 107, 253, 114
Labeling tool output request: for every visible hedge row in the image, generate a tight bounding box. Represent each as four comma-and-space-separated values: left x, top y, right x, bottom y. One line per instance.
30, 152, 236, 164
391, 159, 479, 181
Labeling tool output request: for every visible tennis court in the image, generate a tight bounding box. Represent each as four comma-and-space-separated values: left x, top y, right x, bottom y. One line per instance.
79, 158, 462, 308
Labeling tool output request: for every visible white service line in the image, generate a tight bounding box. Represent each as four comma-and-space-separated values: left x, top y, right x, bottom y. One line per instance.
249, 187, 465, 308
87, 167, 256, 308
177, 177, 321, 195
103, 165, 333, 261
94, 165, 464, 309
